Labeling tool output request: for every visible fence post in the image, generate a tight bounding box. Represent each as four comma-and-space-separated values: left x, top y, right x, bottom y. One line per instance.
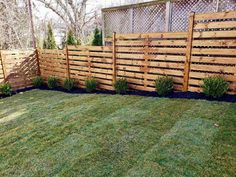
112, 32, 117, 83
35, 48, 41, 76
0, 50, 6, 82
87, 48, 91, 79
65, 45, 71, 79
183, 12, 195, 91
143, 35, 150, 89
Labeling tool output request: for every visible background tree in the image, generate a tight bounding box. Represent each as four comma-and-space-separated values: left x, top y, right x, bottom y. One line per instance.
36, 0, 98, 44
43, 23, 57, 49
92, 28, 102, 46
66, 30, 77, 45
0, 0, 32, 49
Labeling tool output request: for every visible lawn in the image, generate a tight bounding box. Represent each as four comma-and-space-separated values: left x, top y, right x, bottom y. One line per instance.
0, 90, 235, 177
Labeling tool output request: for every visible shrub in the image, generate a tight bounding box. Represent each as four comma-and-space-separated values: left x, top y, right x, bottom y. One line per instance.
114, 78, 128, 94
64, 78, 75, 91
92, 27, 102, 46
0, 83, 12, 96
202, 76, 229, 98
32, 76, 44, 88
85, 78, 97, 92
47, 76, 58, 89
155, 76, 173, 96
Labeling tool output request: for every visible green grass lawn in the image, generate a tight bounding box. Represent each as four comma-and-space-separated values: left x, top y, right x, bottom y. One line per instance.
0, 90, 235, 177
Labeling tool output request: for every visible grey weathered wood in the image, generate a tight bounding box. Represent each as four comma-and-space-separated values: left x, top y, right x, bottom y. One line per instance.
102, 12, 105, 45
165, 1, 172, 32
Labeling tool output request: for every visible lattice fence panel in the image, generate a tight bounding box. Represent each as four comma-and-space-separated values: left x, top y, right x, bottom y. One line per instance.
133, 3, 166, 33
219, 0, 236, 11
104, 9, 132, 37
171, 0, 217, 32
103, 0, 236, 38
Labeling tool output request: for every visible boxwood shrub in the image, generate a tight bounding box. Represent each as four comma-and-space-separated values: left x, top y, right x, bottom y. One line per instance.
63, 78, 75, 91
155, 76, 173, 96
32, 76, 44, 88
202, 75, 229, 98
114, 78, 128, 94
85, 78, 97, 92
0, 83, 12, 96
47, 76, 58, 89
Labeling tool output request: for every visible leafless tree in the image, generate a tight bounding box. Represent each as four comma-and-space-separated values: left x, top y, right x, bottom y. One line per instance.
0, 0, 32, 49
35, 0, 97, 44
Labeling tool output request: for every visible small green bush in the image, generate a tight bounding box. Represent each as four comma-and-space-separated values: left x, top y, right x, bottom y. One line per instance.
85, 78, 97, 92
0, 83, 12, 96
47, 76, 58, 89
64, 78, 75, 91
32, 76, 44, 88
155, 76, 173, 96
202, 76, 229, 98
114, 78, 128, 94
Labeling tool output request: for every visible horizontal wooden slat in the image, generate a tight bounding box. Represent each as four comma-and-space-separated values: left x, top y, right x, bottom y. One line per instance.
191, 56, 236, 65
116, 40, 187, 46
116, 32, 188, 39
38, 49, 65, 54
194, 21, 236, 30
69, 56, 112, 63
116, 47, 186, 54
189, 71, 236, 82
70, 60, 112, 69
193, 30, 236, 38
68, 51, 113, 57
192, 39, 236, 47
192, 48, 236, 56
117, 65, 184, 76
117, 60, 184, 69
194, 11, 236, 21
116, 53, 185, 61
41, 70, 67, 78
68, 45, 112, 52
38, 53, 65, 59
70, 70, 112, 79
70, 65, 112, 74
190, 64, 235, 73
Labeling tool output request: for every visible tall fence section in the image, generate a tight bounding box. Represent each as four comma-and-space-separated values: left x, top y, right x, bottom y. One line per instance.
102, 0, 236, 39
0, 10, 236, 94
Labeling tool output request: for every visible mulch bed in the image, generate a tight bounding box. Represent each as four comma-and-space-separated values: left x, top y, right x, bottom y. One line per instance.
1, 85, 236, 103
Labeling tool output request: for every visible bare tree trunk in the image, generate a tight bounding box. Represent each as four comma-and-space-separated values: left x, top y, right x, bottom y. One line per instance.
28, 0, 36, 48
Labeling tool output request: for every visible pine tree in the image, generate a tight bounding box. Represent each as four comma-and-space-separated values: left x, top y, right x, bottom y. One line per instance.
92, 28, 103, 46
66, 30, 77, 45
43, 39, 47, 49
43, 23, 57, 49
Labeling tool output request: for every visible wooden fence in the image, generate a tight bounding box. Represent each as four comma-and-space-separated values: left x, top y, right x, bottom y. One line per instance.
1, 10, 236, 94
187, 11, 236, 94
37, 10, 236, 94
0, 50, 39, 90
